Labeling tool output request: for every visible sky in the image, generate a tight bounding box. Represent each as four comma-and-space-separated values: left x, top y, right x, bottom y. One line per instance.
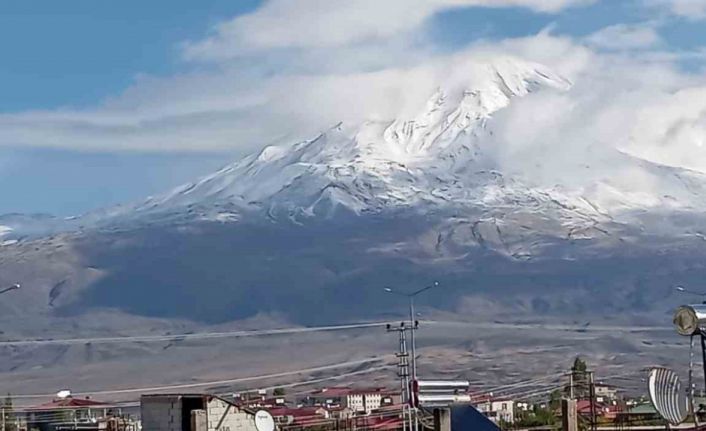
2, 0, 706, 215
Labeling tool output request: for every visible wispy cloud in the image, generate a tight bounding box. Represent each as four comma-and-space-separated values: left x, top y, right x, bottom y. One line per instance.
584, 23, 662, 50
0, 0, 596, 154
644, 0, 706, 20
181, 0, 595, 62
2, 0, 706, 185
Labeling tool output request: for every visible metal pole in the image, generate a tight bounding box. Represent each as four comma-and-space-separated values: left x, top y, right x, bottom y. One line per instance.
589, 371, 597, 431
385, 282, 438, 431
401, 327, 408, 431
701, 332, 706, 400
391, 323, 411, 431
409, 297, 419, 431
403, 327, 414, 431
410, 296, 417, 380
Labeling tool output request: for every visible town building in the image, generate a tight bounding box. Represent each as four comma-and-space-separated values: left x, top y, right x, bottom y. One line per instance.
474, 396, 515, 424
594, 383, 619, 403
140, 394, 264, 431
235, 397, 287, 410
298, 387, 398, 414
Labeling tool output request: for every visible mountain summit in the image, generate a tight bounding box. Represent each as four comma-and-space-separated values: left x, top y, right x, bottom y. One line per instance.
127, 57, 573, 223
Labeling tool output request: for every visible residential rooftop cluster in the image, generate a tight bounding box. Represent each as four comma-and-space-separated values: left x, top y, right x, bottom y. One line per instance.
0, 362, 682, 431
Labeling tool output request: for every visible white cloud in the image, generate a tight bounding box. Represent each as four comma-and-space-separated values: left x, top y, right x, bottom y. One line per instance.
482, 47, 706, 184
0, 39, 585, 153
585, 23, 661, 50
181, 0, 595, 62
645, 0, 706, 19
0, 0, 595, 154
3, 0, 706, 196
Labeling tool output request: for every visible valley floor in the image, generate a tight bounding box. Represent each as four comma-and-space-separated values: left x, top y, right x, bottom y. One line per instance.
0, 317, 684, 407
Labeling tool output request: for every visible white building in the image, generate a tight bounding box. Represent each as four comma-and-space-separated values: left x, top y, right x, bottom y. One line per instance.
141, 394, 267, 431
595, 383, 619, 403
475, 397, 515, 424
347, 391, 383, 413
301, 387, 397, 414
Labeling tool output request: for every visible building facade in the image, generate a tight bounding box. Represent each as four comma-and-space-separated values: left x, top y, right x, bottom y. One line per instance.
299, 387, 397, 415
475, 398, 515, 424
141, 394, 263, 431
594, 383, 619, 403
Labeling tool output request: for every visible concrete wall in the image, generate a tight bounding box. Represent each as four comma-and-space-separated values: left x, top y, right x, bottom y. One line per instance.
141, 395, 260, 431
192, 410, 208, 431
142, 396, 183, 431
206, 398, 258, 431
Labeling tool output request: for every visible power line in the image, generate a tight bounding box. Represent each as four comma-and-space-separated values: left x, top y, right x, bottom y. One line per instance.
0, 322, 391, 347
10, 356, 392, 400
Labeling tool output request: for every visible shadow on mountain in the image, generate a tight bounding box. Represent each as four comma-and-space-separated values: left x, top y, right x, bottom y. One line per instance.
61, 214, 706, 325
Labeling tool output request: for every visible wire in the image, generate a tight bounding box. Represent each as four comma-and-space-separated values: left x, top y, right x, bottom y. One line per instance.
10, 356, 392, 400
0, 322, 391, 347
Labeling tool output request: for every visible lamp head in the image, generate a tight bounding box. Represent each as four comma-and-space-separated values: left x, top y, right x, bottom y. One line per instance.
674, 304, 706, 336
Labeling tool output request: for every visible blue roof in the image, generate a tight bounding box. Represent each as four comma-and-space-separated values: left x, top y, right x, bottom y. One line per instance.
451, 405, 500, 431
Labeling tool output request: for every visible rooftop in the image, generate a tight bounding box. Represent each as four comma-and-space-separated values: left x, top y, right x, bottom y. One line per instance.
27, 397, 106, 411
311, 387, 394, 396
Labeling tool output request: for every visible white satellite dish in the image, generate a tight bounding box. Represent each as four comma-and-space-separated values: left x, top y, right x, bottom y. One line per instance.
647, 367, 689, 425
254, 410, 275, 431
56, 390, 72, 399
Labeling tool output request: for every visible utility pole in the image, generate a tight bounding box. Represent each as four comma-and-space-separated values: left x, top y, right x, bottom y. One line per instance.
561, 399, 578, 431
388, 322, 412, 431
385, 281, 439, 431
589, 371, 597, 431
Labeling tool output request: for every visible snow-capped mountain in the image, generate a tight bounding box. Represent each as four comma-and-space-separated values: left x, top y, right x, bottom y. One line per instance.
2, 56, 706, 326
5, 56, 706, 252
75, 56, 705, 247
128, 58, 575, 220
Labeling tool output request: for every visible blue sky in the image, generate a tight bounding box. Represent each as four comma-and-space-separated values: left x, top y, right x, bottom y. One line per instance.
1, 0, 706, 215
0, 1, 256, 214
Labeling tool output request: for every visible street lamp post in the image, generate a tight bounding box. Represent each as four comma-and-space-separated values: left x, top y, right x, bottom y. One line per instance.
675, 285, 706, 299
385, 281, 440, 431
0, 284, 20, 296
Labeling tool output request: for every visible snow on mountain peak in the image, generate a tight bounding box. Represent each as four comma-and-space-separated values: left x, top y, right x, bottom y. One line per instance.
75, 55, 703, 240
379, 58, 571, 160
126, 57, 573, 219
6, 56, 706, 251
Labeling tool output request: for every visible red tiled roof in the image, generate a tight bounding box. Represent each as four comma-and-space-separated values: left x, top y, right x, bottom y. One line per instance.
268, 407, 325, 417
27, 397, 106, 411
469, 393, 512, 403
368, 417, 403, 430
576, 400, 606, 414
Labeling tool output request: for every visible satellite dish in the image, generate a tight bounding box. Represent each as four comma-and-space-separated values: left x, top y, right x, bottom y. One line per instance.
647, 367, 688, 425
56, 390, 72, 399
255, 410, 275, 431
